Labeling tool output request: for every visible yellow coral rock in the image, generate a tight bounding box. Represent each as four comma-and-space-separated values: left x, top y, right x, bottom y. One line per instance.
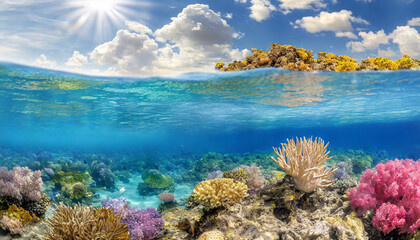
193, 178, 248, 208
395, 55, 414, 69
215, 62, 225, 69
198, 230, 225, 240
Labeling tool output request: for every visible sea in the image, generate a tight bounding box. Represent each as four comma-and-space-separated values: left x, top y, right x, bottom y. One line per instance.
0, 62, 419, 208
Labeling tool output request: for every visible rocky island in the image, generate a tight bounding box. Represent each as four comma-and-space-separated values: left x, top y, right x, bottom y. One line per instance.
216, 43, 420, 72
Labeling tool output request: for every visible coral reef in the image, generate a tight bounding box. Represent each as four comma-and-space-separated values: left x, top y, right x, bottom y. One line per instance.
0, 215, 23, 235
102, 198, 164, 240
197, 230, 225, 240
271, 137, 338, 192
90, 161, 115, 189
0, 167, 43, 202
216, 43, 420, 72
193, 178, 248, 209
138, 169, 175, 196
45, 203, 129, 240
348, 158, 420, 234
158, 192, 175, 203
160, 175, 365, 239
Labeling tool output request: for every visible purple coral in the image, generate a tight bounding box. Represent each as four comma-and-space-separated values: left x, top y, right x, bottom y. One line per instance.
103, 198, 164, 240
236, 164, 265, 195
0, 167, 43, 202
348, 158, 420, 234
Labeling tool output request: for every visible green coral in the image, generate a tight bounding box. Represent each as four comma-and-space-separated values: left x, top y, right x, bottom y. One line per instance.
51, 171, 95, 202
142, 169, 174, 189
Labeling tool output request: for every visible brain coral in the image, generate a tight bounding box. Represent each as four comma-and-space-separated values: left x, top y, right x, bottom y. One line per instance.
198, 230, 225, 240
193, 178, 248, 208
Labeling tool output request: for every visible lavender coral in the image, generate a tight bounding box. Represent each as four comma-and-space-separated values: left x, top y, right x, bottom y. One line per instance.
347, 158, 420, 234
102, 198, 164, 240
0, 167, 43, 202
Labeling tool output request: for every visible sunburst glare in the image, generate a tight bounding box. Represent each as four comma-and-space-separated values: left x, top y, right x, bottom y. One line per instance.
63, 0, 150, 42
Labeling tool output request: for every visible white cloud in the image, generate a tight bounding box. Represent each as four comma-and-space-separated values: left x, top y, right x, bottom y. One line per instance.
125, 20, 153, 35
346, 30, 389, 52
89, 29, 158, 74
33, 54, 56, 68
88, 4, 248, 75
335, 31, 358, 39
391, 26, 420, 58
155, 4, 234, 47
66, 51, 88, 67
249, 0, 277, 22
408, 17, 420, 27
278, 0, 326, 14
233, 32, 245, 39
293, 10, 368, 33
235, 0, 248, 3
378, 47, 396, 57
225, 13, 233, 19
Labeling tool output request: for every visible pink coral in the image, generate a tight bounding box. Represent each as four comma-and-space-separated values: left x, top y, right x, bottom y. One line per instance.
347, 158, 420, 234
0, 215, 23, 235
0, 167, 43, 201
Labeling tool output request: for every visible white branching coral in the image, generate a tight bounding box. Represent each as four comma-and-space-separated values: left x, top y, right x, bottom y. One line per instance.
271, 137, 338, 193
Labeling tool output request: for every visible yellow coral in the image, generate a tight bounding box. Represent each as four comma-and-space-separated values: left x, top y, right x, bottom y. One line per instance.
198, 230, 225, 240
366, 57, 398, 70
337, 61, 358, 72
0, 205, 40, 226
45, 203, 129, 240
193, 178, 248, 208
215, 62, 225, 69
395, 55, 414, 69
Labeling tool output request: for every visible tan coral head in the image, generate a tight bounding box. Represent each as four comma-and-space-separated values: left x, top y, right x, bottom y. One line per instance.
271, 137, 338, 193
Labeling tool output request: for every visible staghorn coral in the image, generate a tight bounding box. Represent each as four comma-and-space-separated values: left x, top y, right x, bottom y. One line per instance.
102, 198, 164, 240
271, 137, 338, 193
45, 203, 130, 240
193, 178, 248, 209
0, 167, 43, 202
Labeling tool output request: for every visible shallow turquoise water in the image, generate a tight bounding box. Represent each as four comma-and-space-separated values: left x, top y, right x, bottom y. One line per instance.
0, 62, 419, 155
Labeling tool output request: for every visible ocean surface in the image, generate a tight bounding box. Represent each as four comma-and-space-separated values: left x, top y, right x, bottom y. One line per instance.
1, 62, 419, 155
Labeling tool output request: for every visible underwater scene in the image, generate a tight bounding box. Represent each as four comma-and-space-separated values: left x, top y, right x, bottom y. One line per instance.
0, 61, 419, 240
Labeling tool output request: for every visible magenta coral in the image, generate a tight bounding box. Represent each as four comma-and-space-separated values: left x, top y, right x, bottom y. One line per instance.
347, 158, 420, 234
0, 167, 43, 202
102, 198, 164, 240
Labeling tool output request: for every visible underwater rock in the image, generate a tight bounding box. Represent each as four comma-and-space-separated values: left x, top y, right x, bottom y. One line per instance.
159, 206, 205, 239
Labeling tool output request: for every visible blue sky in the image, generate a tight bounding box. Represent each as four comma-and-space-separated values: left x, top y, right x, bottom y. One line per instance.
0, 0, 419, 76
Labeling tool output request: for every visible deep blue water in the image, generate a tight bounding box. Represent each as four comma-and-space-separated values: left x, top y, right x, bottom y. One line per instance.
0, 62, 420, 156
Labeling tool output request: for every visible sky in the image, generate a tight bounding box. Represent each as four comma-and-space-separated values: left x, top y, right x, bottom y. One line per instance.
0, 0, 419, 76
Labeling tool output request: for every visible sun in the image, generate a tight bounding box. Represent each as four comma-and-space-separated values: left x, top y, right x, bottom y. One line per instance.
84, 0, 117, 14
63, 0, 138, 41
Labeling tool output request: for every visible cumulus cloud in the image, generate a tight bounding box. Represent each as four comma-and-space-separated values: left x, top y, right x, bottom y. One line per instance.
278, 0, 326, 14
89, 29, 158, 74
66, 51, 87, 67
391, 26, 420, 58
249, 0, 277, 22
225, 13, 233, 19
88, 4, 248, 75
335, 31, 358, 39
378, 47, 396, 57
125, 20, 153, 35
293, 10, 368, 33
346, 30, 389, 52
33, 54, 56, 68
407, 17, 420, 27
